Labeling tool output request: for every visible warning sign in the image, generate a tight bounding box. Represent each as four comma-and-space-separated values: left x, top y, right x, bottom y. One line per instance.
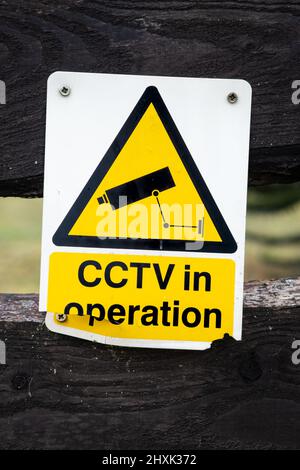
53, 86, 236, 253
40, 72, 252, 350
47, 253, 235, 343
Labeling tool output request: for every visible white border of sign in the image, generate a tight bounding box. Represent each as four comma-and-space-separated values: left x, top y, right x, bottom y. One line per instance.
40, 72, 252, 350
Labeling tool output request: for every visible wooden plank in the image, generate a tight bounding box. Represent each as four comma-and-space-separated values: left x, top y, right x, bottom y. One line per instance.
0, 277, 299, 450
0, 1, 300, 196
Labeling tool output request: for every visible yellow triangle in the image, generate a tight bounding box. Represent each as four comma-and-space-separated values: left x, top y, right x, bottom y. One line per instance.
69, 103, 220, 242
53, 86, 237, 253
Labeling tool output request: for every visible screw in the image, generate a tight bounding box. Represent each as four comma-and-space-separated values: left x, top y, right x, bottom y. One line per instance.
12, 374, 30, 391
56, 313, 67, 322
238, 352, 262, 383
227, 92, 238, 104
59, 85, 71, 97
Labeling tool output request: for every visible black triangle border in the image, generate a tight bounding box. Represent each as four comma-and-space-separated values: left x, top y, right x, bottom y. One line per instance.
53, 86, 237, 253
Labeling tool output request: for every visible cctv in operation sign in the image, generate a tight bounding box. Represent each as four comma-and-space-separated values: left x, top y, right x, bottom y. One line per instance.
40, 72, 252, 350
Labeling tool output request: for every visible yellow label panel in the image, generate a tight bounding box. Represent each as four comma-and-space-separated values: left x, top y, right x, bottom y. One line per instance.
47, 252, 235, 343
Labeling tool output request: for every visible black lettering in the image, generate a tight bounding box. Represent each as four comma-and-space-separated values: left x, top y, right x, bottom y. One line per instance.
173, 300, 180, 326
184, 264, 190, 291
128, 305, 140, 325
160, 301, 171, 326
87, 303, 105, 326
107, 304, 126, 325
204, 308, 222, 328
141, 306, 158, 326
64, 302, 84, 316
105, 262, 128, 288
78, 260, 101, 287
193, 271, 211, 292
182, 307, 201, 327
153, 263, 175, 289
130, 262, 151, 288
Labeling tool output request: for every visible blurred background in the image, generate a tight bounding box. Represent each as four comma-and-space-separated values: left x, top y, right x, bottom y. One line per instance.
0, 183, 299, 292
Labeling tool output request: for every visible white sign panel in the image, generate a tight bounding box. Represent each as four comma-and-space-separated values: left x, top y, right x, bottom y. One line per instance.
40, 72, 252, 350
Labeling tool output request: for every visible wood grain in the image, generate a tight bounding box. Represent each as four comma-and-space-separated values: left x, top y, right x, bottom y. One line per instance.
0, 277, 300, 450
0, 0, 300, 195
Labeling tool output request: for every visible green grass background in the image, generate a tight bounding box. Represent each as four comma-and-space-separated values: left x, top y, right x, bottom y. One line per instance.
0, 198, 42, 292
0, 185, 299, 293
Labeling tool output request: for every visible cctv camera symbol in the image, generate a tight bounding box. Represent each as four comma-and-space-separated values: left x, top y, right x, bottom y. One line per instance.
98, 167, 174, 209
97, 166, 204, 235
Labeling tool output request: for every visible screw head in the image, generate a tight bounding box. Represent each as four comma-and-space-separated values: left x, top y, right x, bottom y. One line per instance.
12, 374, 30, 391
56, 313, 67, 322
59, 85, 71, 97
227, 92, 238, 104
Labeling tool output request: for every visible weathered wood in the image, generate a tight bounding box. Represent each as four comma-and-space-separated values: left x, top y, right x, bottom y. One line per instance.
0, 277, 299, 450
243, 277, 300, 308
0, 0, 300, 196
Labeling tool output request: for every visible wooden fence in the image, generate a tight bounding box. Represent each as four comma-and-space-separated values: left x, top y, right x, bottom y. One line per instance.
0, 0, 300, 450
